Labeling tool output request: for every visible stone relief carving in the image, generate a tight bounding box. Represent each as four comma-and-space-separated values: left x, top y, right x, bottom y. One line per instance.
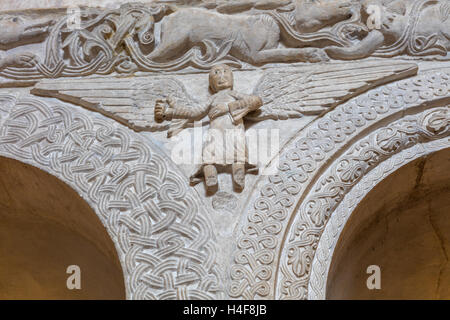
31, 60, 418, 193
0, 0, 449, 301
0, 14, 56, 70
278, 107, 449, 300
228, 70, 450, 300
155, 64, 262, 193
0, 0, 448, 82
308, 137, 450, 300
326, 0, 450, 60
32, 59, 418, 124
248, 59, 418, 120
0, 94, 223, 300
32, 76, 199, 133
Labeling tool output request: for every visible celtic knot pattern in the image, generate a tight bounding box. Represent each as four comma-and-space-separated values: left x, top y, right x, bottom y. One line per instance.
229, 70, 450, 300
280, 107, 449, 299
308, 136, 450, 300
0, 94, 222, 300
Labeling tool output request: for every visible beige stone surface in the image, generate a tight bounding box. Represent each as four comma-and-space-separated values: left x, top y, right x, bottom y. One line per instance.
327, 149, 450, 299
0, 0, 150, 11
0, 0, 448, 300
0, 156, 125, 299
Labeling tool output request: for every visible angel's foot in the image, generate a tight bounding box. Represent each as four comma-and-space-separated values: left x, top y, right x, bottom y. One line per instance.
189, 165, 204, 186
232, 163, 245, 192
204, 165, 218, 194
302, 48, 329, 63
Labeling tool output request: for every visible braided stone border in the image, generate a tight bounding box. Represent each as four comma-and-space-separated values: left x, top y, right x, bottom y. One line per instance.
307, 137, 450, 300
279, 107, 449, 299
0, 94, 222, 300
229, 70, 450, 299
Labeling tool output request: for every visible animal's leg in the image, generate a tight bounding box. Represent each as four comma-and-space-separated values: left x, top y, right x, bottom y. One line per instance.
147, 39, 186, 62
232, 163, 245, 192
146, 21, 188, 62
203, 164, 218, 194
248, 47, 329, 64
325, 30, 385, 60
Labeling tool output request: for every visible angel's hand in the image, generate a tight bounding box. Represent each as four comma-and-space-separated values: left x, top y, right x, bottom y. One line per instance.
166, 96, 176, 109
228, 100, 240, 111
154, 99, 166, 122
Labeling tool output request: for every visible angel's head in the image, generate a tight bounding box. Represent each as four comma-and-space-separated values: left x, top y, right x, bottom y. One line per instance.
209, 64, 233, 93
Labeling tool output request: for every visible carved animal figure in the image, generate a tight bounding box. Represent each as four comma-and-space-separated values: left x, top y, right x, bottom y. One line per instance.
325, 0, 450, 60
145, 0, 356, 65
0, 14, 55, 49
0, 14, 56, 69
147, 8, 324, 64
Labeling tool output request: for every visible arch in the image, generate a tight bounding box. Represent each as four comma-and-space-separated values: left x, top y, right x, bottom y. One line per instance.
323, 146, 450, 299
228, 69, 450, 300
276, 107, 449, 299
308, 140, 450, 299
0, 155, 126, 299
0, 94, 221, 299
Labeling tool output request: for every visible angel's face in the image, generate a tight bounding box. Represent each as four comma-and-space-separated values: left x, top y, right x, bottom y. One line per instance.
209, 64, 233, 93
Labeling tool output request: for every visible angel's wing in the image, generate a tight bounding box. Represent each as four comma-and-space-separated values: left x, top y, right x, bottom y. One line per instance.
31, 76, 199, 134
248, 60, 418, 121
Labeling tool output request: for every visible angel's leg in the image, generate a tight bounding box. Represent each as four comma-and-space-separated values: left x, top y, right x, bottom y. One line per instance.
232, 163, 245, 192
248, 47, 329, 64
203, 164, 218, 194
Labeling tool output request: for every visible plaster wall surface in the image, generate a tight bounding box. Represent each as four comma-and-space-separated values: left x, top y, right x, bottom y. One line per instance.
0, 157, 125, 299
327, 149, 450, 299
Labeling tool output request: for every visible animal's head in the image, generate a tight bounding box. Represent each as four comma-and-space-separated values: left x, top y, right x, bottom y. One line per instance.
362, 0, 407, 35
293, 0, 357, 33
0, 15, 56, 48
0, 15, 55, 33
209, 64, 234, 93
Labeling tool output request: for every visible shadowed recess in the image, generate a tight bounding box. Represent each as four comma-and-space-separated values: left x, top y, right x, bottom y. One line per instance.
0, 156, 126, 299
327, 148, 450, 300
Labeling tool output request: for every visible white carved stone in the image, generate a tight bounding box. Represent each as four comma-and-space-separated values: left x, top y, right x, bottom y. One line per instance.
308, 137, 450, 300
0, 0, 449, 299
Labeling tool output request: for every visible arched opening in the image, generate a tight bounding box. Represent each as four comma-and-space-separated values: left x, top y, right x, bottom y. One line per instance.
326, 148, 450, 299
0, 156, 126, 299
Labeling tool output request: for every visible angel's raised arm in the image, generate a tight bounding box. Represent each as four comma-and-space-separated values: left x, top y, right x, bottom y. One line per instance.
165, 97, 209, 120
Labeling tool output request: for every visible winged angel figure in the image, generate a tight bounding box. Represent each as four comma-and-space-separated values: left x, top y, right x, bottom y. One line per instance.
32, 60, 418, 193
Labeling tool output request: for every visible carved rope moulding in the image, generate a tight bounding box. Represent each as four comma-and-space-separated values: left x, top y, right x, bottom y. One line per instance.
279, 107, 449, 299
0, 94, 222, 300
229, 70, 450, 300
